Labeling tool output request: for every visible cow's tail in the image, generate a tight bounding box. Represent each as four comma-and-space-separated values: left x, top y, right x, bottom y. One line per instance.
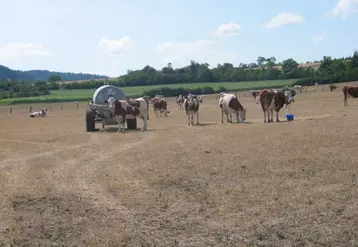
343, 86, 348, 106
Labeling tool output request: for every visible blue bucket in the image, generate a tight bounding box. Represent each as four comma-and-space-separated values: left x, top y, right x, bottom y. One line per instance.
286, 113, 295, 121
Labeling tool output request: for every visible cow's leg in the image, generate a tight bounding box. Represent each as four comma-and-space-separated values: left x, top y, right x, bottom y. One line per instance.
236, 111, 240, 123
270, 110, 274, 122
226, 112, 230, 123
187, 113, 190, 126
221, 109, 224, 123
196, 111, 199, 125
263, 111, 267, 123
116, 116, 123, 133
276, 111, 280, 122
141, 117, 148, 131
121, 119, 126, 133
191, 113, 194, 125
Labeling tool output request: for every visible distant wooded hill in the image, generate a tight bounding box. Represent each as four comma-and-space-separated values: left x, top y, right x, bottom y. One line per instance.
0, 65, 107, 82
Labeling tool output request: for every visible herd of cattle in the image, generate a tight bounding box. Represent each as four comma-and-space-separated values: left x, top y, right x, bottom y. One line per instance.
104, 88, 296, 132
29, 84, 358, 132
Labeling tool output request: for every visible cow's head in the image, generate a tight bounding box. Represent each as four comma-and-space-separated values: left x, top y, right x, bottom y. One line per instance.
238, 108, 247, 122
284, 91, 295, 104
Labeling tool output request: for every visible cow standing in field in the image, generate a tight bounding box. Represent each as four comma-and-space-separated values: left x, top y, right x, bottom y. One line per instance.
108, 98, 128, 133
152, 97, 168, 117
176, 95, 184, 110
219, 93, 246, 123
108, 96, 150, 132
343, 86, 358, 106
250, 90, 261, 100
197, 95, 204, 103
256, 89, 290, 123
184, 94, 200, 125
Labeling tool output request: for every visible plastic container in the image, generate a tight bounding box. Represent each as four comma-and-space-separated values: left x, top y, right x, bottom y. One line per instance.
286, 113, 295, 121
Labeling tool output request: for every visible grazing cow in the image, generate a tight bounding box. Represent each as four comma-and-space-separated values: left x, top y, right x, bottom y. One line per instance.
30, 109, 48, 118
343, 86, 358, 106
219, 93, 246, 123
176, 95, 184, 110
152, 97, 168, 117
184, 94, 200, 125
108, 96, 150, 132
257, 89, 290, 123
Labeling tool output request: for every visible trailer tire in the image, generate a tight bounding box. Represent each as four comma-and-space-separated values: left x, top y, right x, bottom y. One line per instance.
86, 109, 96, 132
126, 118, 137, 130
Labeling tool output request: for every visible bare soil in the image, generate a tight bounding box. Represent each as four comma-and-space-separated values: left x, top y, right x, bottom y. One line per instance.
0, 83, 357, 247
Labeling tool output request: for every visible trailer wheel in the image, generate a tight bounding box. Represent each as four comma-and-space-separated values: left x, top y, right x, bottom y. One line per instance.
126, 118, 137, 130
86, 109, 96, 132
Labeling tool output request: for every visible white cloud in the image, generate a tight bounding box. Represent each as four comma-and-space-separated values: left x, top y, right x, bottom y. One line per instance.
98, 36, 133, 56
330, 0, 358, 19
0, 42, 50, 61
213, 23, 241, 36
154, 40, 238, 67
264, 12, 305, 29
312, 30, 327, 43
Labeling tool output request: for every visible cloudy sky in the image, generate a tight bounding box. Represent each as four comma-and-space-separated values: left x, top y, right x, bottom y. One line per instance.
0, 0, 357, 77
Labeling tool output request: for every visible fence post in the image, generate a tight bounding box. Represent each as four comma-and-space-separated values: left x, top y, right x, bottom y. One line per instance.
9, 108, 12, 114
61, 104, 63, 110
305, 88, 307, 94
49, 104, 52, 111
76, 102, 79, 109
322, 87, 324, 92
29, 106, 32, 113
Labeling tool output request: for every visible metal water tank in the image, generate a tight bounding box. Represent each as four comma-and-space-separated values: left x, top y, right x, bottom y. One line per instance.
92, 85, 126, 105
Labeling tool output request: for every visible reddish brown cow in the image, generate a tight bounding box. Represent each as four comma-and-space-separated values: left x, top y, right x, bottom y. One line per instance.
343, 86, 358, 106
258, 89, 289, 123
152, 98, 168, 117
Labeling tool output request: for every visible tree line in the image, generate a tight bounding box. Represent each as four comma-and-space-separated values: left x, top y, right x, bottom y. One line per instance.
0, 65, 106, 82
0, 79, 50, 99
1, 50, 358, 101
59, 50, 358, 90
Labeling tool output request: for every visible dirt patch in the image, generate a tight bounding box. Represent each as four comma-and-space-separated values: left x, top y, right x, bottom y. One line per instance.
1, 88, 358, 246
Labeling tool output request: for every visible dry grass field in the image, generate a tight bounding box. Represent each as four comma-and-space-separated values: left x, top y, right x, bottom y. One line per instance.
0, 82, 357, 247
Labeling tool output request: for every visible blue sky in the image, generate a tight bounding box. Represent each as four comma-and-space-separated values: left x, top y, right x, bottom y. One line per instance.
0, 0, 357, 77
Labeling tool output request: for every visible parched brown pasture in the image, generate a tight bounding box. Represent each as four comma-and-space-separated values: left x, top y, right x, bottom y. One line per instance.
0, 83, 358, 246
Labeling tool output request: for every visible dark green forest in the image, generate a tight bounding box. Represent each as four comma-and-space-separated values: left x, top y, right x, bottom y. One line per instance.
0, 65, 106, 82
1, 50, 358, 100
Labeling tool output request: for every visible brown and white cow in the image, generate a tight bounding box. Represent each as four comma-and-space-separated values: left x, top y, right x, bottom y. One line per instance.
249, 90, 261, 100
152, 97, 168, 117
197, 95, 204, 103
184, 94, 200, 125
176, 95, 184, 110
108, 96, 150, 132
256, 89, 290, 123
343, 86, 358, 106
219, 93, 246, 123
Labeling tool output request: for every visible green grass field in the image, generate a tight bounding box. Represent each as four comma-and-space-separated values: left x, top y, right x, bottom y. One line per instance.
0, 80, 296, 105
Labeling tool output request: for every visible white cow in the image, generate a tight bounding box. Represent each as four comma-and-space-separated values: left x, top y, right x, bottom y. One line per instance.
176, 95, 184, 110
219, 93, 246, 123
30, 109, 48, 118
184, 94, 200, 125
